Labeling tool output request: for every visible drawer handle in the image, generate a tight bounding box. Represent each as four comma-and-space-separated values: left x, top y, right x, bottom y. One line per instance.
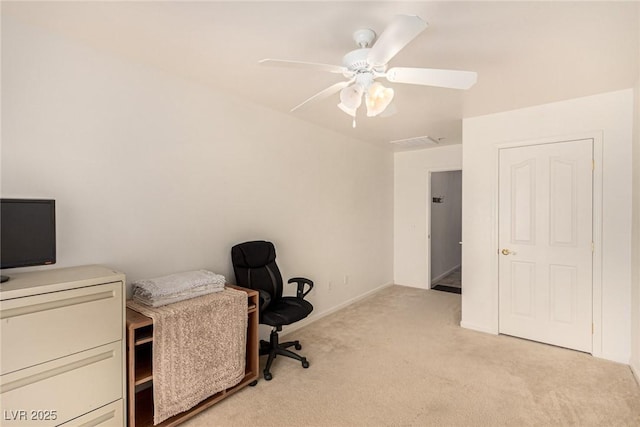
0, 291, 114, 320
77, 409, 116, 427
1, 350, 114, 394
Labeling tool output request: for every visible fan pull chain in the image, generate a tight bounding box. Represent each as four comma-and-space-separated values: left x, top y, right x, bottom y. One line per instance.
352, 118, 356, 128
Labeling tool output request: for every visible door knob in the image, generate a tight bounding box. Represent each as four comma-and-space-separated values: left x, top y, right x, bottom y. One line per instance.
501, 248, 511, 255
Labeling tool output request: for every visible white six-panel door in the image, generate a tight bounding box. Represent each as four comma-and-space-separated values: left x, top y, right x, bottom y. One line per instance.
498, 139, 593, 353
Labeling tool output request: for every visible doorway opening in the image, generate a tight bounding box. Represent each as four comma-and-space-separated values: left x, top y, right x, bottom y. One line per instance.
429, 170, 462, 294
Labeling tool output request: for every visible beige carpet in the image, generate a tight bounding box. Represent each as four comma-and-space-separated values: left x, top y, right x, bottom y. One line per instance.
182, 285, 640, 426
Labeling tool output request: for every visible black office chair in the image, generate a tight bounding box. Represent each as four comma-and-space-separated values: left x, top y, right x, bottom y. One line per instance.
231, 240, 314, 381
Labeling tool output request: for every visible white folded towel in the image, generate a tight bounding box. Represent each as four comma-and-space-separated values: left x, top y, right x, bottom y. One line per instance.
132, 269, 226, 301
132, 284, 225, 307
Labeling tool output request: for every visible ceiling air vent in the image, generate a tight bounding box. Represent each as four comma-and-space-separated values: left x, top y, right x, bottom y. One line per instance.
389, 136, 441, 149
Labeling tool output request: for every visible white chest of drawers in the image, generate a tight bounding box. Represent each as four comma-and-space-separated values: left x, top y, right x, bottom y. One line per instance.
0, 265, 126, 426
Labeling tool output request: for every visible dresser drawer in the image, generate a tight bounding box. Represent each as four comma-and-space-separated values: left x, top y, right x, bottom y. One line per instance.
0, 342, 122, 426
0, 281, 123, 375
61, 399, 123, 427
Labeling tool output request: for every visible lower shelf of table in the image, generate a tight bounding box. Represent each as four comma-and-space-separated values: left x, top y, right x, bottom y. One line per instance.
133, 371, 258, 427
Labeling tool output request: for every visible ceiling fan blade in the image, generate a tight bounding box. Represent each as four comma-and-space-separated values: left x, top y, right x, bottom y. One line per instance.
291, 80, 353, 112
367, 15, 428, 67
259, 59, 349, 74
385, 67, 478, 90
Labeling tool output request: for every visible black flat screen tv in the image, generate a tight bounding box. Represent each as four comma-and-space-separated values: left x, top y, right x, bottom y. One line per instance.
1, 199, 56, 280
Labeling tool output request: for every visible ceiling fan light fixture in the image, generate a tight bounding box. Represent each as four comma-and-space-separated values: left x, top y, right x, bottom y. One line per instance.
337, 102, 357, 117
365, 82, 394, 117
339, 84, 364, 111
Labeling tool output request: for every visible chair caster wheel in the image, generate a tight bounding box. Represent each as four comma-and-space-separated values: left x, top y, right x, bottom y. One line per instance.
301, 359, 309, 369
295, 343, 302, 350
249, 380, 258, 386
264, 372, 273, 381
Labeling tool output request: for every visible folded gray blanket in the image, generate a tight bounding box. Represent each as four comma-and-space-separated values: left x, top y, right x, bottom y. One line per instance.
132, 270, 226, 307
132, 285, 225, 307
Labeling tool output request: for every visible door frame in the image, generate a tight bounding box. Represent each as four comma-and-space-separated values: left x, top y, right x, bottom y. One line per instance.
495, 132, 603, 357
426, 168, 463, 290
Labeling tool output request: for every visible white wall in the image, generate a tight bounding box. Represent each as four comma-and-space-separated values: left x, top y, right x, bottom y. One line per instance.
0, 18, 394, 322
631, 20, 640, 378
394, 144, 462, 288
430, 170, 462, 282
462, 89, 634, 364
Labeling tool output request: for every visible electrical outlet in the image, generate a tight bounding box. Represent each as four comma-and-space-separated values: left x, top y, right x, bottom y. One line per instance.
328, 281, 333, 291
343, 275, 349, 285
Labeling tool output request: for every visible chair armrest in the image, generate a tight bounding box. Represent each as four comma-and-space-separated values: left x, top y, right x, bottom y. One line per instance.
288, 277, 314, 299
257, 289, 272, 312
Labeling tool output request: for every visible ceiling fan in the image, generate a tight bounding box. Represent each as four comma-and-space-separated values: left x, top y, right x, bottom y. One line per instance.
259, 15, 478, 127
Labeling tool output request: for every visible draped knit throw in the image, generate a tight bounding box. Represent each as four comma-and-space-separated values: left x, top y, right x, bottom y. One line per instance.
127, 287, 247, 425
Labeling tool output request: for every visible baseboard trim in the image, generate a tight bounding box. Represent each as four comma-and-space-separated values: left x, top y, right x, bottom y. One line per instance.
631, 358, 640, 386
460, 320, 498, 335
281, 281, 394, 337
431, 264, 461, 285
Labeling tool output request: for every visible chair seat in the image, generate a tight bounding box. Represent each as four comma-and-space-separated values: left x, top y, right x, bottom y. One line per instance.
261, 297, 313, 326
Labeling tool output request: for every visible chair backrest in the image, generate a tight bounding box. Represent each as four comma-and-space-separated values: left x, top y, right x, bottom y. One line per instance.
231, 240, 283, 301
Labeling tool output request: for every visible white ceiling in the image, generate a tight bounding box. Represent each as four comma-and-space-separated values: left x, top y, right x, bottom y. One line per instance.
3, 1, 639, 151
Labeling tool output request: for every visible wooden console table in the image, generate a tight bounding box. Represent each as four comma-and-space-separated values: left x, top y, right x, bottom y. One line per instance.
125, 286, 258, 427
